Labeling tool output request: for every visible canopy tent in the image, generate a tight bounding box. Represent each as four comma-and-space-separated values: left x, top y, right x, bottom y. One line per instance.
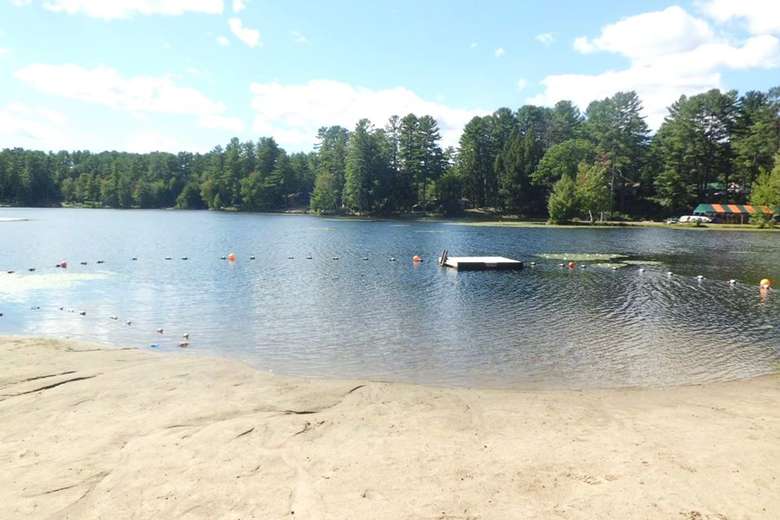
693, 203, 775, 216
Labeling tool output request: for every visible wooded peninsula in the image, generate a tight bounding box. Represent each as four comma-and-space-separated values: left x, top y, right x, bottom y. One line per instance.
1, 88, 779, 224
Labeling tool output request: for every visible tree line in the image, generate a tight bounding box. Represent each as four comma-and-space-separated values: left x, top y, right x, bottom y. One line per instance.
1, 87, 778, 222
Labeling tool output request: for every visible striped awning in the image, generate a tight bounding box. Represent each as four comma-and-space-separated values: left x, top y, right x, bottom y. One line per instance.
693, 203, 775, 215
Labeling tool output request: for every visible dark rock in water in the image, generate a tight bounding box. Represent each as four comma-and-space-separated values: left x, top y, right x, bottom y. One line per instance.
249, 256, 256, 260
7, 270, 14, 274
181, 257, 188, 260
165, 257, 172, 260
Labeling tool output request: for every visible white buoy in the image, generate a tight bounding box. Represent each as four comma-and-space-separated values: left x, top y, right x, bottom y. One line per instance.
182, 333, 189, 340
638, 268, 645, 273
667, 271, 673, 276
697, 275, 704, 281
729, 279, 736, 285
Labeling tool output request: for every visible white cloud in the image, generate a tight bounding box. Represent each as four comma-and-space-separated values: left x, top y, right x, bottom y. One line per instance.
573, 6, 713, 59
469, 42, 478, 48
0, 48, 9, 57
535, 32, 555, 46
494, 47, 505, 57
516, 79, 528, 92
40, 0, 224, 19
216, 35, 230, 46
0, 102, 81, 150
228, 17, 260, 47
15, 64, 244, 132
231, 0, 246, 13
249, 79, 485, 150
533, 6, 780, 129
291, 31, 308, 45
10, 0, 32, 5
700, 0, 780, 35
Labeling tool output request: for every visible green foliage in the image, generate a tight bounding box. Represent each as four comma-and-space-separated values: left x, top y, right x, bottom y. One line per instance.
547, 175, 579, 224
749, 155, 780, 226
2, 85, 778, 223
533, 139, 595, 187
575, 162, 610, 223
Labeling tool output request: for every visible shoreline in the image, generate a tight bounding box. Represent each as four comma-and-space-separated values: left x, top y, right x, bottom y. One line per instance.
2, 336, 779, 519
4, 206, 778, 232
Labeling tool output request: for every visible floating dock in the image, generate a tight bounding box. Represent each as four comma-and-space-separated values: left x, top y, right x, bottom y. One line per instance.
439, 254, 524, 271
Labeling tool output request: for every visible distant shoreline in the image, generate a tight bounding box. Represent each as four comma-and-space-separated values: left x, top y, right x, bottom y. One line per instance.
1, 336, 779, 519
3, 206, 778, 232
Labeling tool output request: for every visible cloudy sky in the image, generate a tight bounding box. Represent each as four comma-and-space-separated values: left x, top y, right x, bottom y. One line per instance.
0, 0, 778, 153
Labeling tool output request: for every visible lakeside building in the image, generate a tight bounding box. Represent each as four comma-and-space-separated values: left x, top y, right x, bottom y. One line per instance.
693, 203, 777, 224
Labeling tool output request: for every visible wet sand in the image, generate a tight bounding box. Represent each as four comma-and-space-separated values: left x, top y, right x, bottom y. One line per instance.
1, 336, 778, 519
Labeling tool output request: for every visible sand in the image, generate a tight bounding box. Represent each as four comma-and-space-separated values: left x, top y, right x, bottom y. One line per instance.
1, 337, 778, 519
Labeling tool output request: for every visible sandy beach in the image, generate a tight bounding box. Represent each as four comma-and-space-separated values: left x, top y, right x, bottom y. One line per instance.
1, 337, 778, 519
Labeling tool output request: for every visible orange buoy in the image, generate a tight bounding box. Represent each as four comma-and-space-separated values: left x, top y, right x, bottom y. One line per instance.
227, 252, 236, 262
567, 261, 576, 269
760, 278, 772, 288
412, 255, 422, 263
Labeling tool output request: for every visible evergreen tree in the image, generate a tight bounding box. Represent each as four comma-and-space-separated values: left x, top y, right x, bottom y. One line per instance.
547, 175, 579, 224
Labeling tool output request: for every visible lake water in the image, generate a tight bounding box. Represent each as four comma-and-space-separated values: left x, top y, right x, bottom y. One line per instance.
1, 208, 778, 389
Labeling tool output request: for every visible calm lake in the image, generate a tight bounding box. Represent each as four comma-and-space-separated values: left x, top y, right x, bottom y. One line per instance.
1, 208, 779, 389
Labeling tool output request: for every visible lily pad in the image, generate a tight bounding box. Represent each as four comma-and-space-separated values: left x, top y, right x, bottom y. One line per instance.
591, 262, 629, 269
622, 260, 665, 266
537, 253, 626, 262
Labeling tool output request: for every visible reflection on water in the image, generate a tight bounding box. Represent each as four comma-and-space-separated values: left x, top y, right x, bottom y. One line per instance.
1, 208, 778, 389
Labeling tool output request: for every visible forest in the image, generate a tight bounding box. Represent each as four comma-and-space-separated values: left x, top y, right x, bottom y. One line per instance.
1, 87, 779, 223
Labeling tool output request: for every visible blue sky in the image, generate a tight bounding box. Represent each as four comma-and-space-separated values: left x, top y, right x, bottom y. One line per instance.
1, 0, 778, 153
